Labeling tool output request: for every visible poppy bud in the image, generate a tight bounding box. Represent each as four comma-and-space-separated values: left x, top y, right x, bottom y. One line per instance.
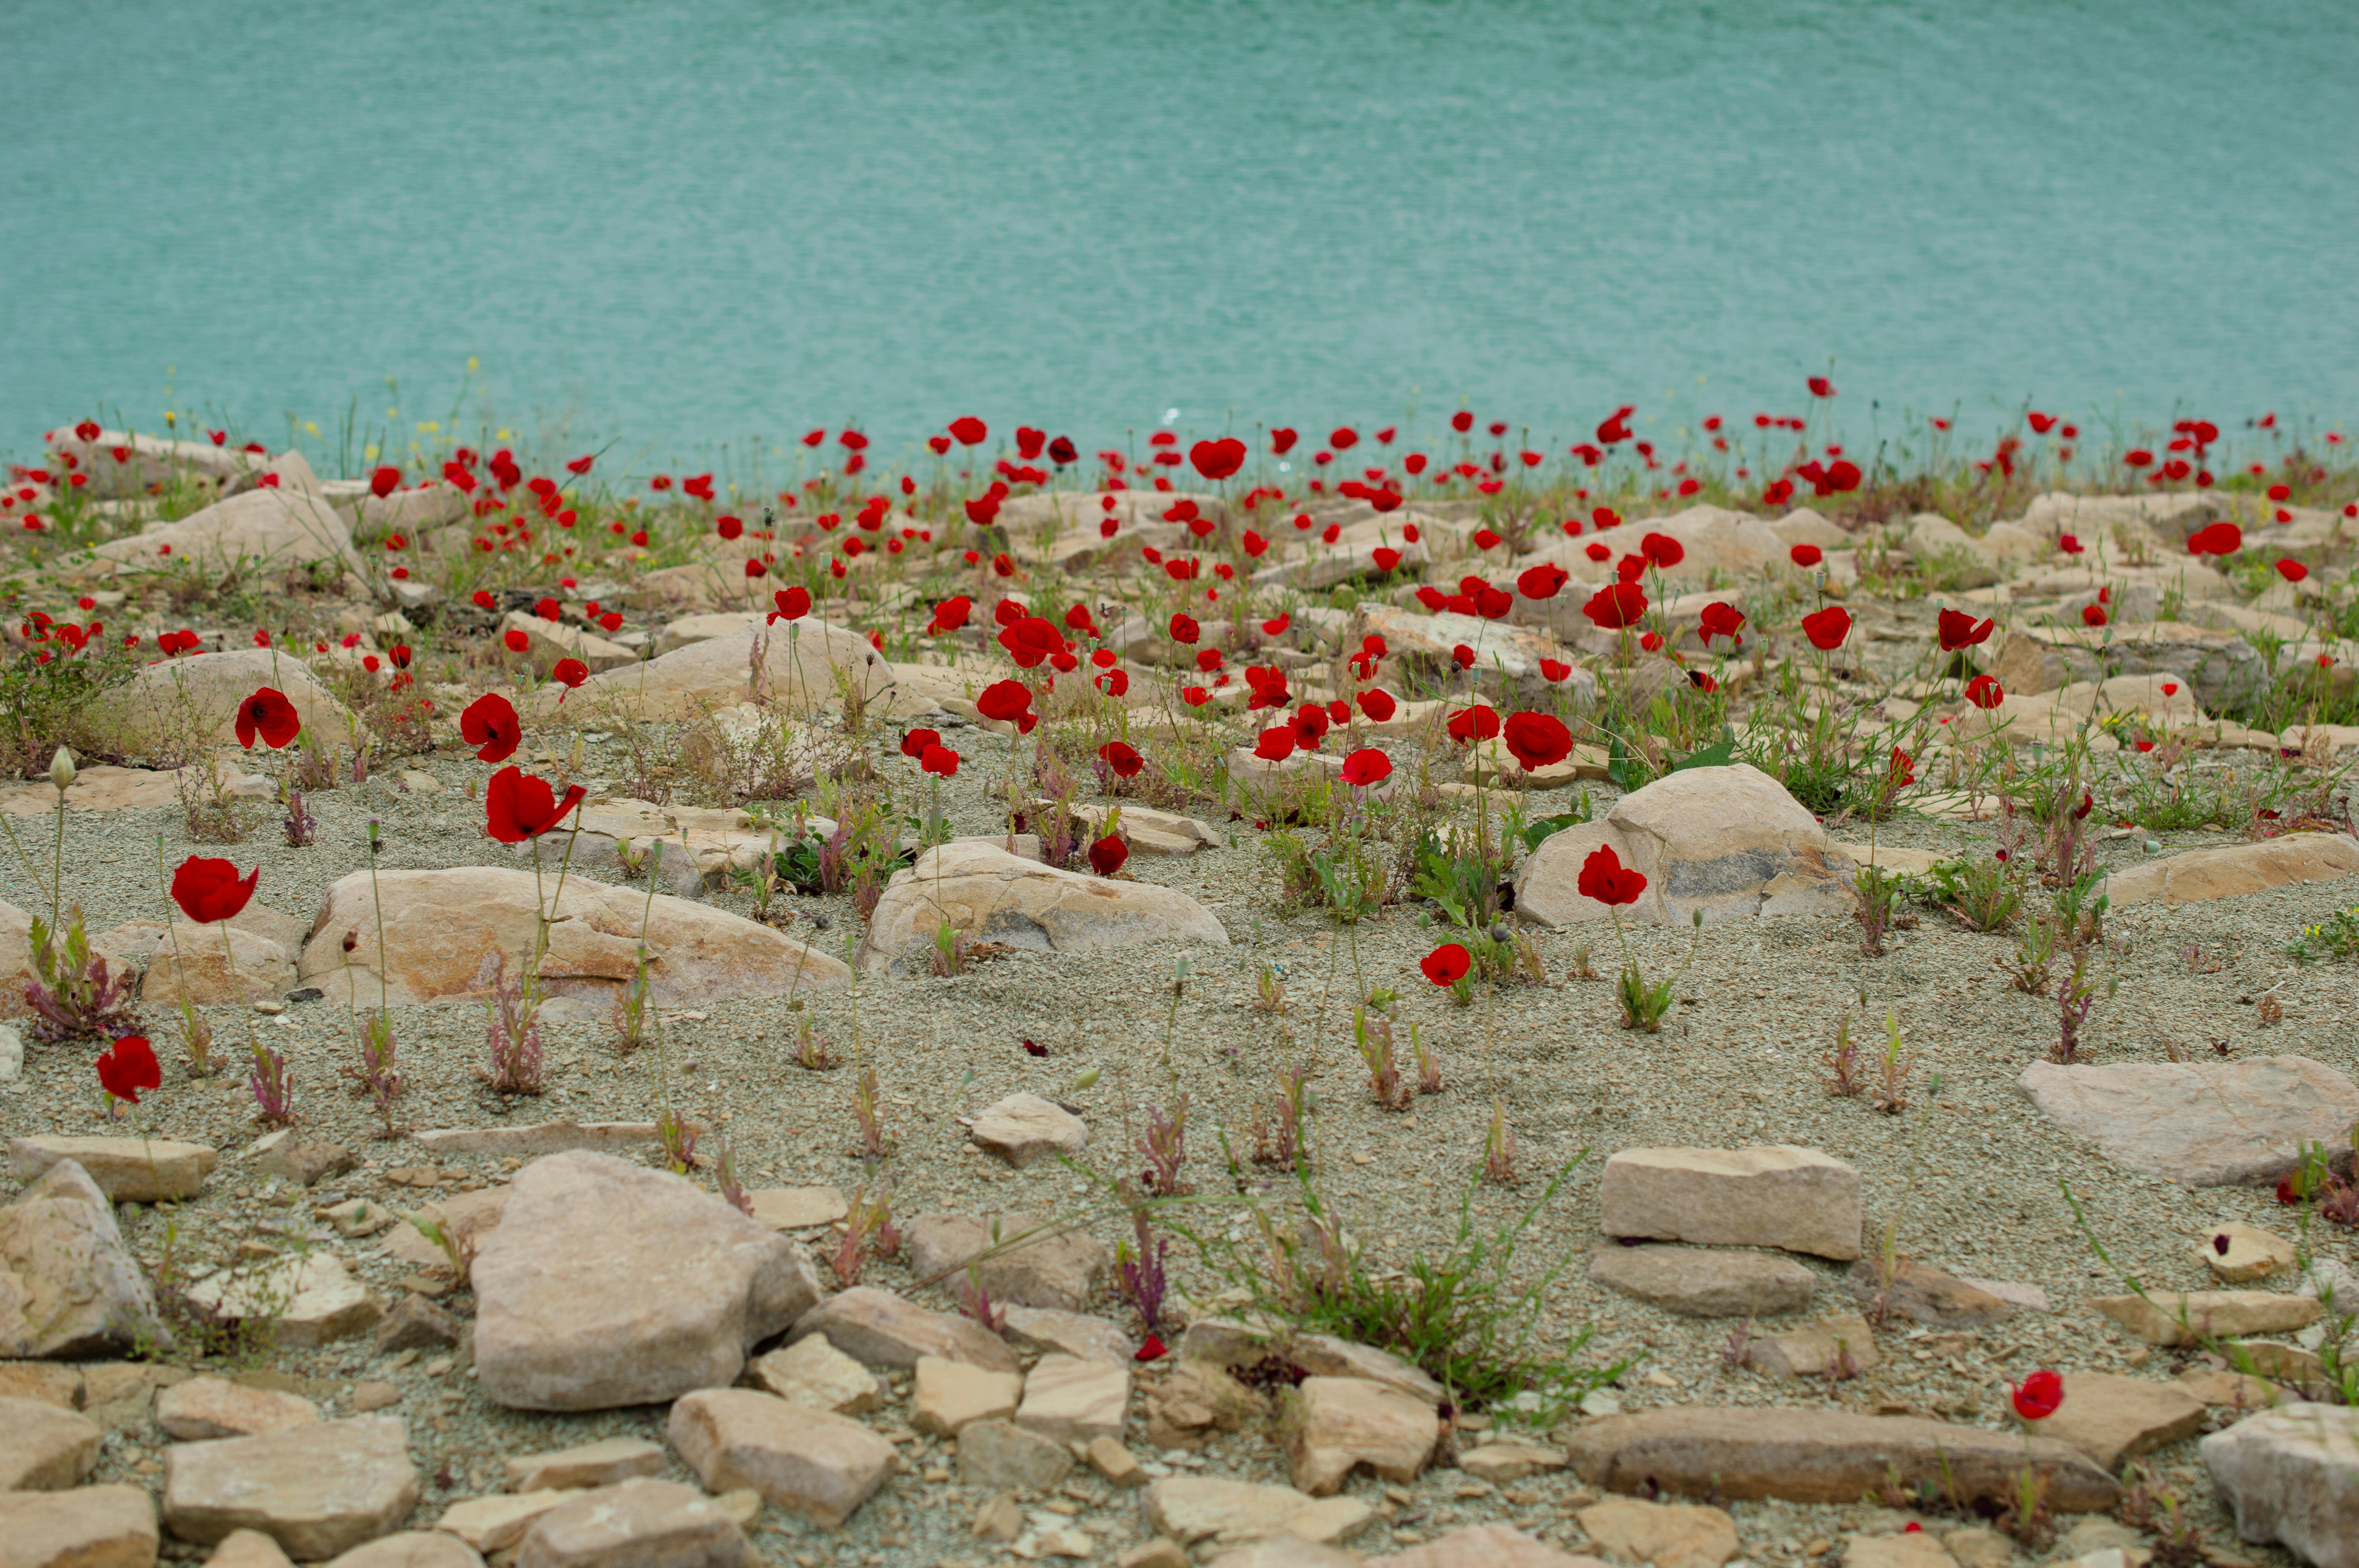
342, 930, 360, 953
47, 747, 75, 793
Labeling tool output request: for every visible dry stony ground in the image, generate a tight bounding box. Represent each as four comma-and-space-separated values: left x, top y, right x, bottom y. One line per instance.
5, 725, 2359, 1568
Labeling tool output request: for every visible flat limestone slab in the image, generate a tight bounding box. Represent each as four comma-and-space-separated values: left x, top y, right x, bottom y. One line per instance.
2016, 1056, 2359, 1186
2101, 833, 2359, 906
1598, 1145, 1861, 1260
9, 1136, 217, 1203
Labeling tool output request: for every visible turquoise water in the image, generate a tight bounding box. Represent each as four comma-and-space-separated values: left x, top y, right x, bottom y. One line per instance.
7, 1, 2356, 465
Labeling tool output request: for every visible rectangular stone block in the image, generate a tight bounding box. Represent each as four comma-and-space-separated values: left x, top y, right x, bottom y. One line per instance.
1598, 1145, 1861, 1260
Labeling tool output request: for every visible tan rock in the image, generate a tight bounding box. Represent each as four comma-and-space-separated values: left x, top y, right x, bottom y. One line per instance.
743, 1335, 887, 1414
1842, 1534, 1958, 1568
543, 615, 891, 722
85, 648, 359, 757
80, 463, 365, 582
1515, 765, 1846, 928
1744, 1312, 1880, 1379
299, 867, 849, 1011
2174, 1368, 2282, 1410
514, 1478, 755, 1568
1210, 1541, 1365, 1568
1991, 620, 2265, 714
407, 1123, 677, 1159
1144, 1475, 1376, 1548
2092, 1291, 2322, 1347
0, 1159, 169, 1356
435, 1492, 569, 1552
1598, 1145, 1861, 1260
1287, 1377, 1439, 1496
2195, 1223, 2297, 1283
1458, 1441, 1567, 1483
473, 1151, 823, 1412
2026, 1373, 2205, 1470
7, 1136, 217, 1204
1289, 1334, 1447, 1404
1589, 1245, 1819, 1318
1087, 1436, 1147, 1488
0, 1484, 159, 1568
900, 1212, 1110, 1313
1003, 1305, 1134, 1364
0, 1365, 81, 1408
186, 1254, 382, 1348
155, 1376, 320, 1440
1843, 1259, 2015, 1327
2103, 834, 2359, 907
141, 922, 296, 1005
203, 1527, 296, 1568
162, 1415, 420, 1558
0, 1397, 101, 1490
46, 424, 261, 498
1118, 1539, 1191, 1568
2016, 1054, 2359, 1188
380, 1187, 510, 1269
1562, 1407, 2117, 1512
1016, 1353, 1129, 1446
969, 1093, 1090, 1168
498, 612, 636, 675
503, 1438, 667, 1494
858, 838, 1228, 979
745, 1187, 847, 1231
787, 1285, 1020, 1373
326, 1532, 484, 1568
666, 1388, 894, 1527
1937, 1526, 2014, 1568
955, 1417, 1074, 1491
1577, 1496, 1739, 1568
1370, 1522, 1610, 1567
912, 1355, 1024, 1436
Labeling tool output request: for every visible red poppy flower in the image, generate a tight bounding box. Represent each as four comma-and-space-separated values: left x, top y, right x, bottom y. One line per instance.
1583, 581, 1648, 630
902, 727, 941, 760
461, 692, 522, 762
1537, 658, 1571, 684
2011, 1370, 2064, 1423
976, 680, 1034, 724
1420, 943, 1472, 986
1136, 1334, 1169, 1363
1936, 609, 1995, 651
1445, 704, 1500, 744
949, 416, 989, 446
96, 1036, 162, 1106
1577, 844, 1646, 907
1270, 428, 1298, 456
2275, 558, 2308, 583
999, 616, 1066, 669
1801, 606, 1852, 651
1697, 602, 1746, 646
1807, 376, 1836, 398
1088, 835, 1129, 876
769, 586, 812, 622
1370, 546, 1402, 572
1189, 438, 1247, 481
2187, 521, 2243, 557
921, 744, 960, 778
1789, 543, 1823, 568
1888, 748, 1916, 788
1516, 561, 1570, 600
1501, 711, 1572, 771
1358, 688, 1396, 722
1964, 675, 2005, 710
171, 855, 260, 924
1340, 748, 1392, 788
234, 688, 302, 750
1641, 533, 1684, 569
1088, 742, 1141, 780
1251, 727, 1296, 762
2082, 604, 2108, 627
368, 465, 402, 498
927, 595, 972, 635
485, 766, 587, 843
551, 658, 589, 691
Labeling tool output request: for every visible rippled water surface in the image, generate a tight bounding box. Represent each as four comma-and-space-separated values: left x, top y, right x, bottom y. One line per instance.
7, 0, 2355, 459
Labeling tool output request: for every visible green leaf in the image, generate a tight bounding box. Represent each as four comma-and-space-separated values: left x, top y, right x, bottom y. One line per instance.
1667, 730, 1737, 775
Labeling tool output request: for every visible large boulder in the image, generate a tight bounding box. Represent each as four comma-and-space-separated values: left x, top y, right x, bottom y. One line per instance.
471, 1151, 823, 1411
2016, 1056, 2359, 1186
83, 648, 360, 757
1514, 764, 1846, 927
1349, 604, 1592, 708
0, 1159, 169, 1357
539, 616, 892, 721
161, 1416, 418, 1558
2098, 835, 2359, 908
73, 452, 367, 581
45, 423, 264, 499
1991, 621, 2266, 713
858, 839, 1228, 979
296, 867, 849, 1010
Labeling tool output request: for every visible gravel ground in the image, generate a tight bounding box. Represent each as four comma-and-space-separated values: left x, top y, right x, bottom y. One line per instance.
6, 715, 2358, 1566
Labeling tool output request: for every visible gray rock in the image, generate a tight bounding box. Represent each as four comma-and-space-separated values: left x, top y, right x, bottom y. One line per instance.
0, 1160, 169, 1357
0, 1484, 158, 1568
956, 1418, 1074, 1491
255, 1141, 355, 1187
788, 1286, 1020, 1373
503, 1438, 667, 1494
472, 1151, 821, 1411
2016, 1056, 2359, 1187
1590, 1245, 1819, 1318
374, 1294, 461, 1354
900, 1212, 1110, 1312
162, 1416, 420, 1559
2201, 1401, 2359, 1568
515, 1479, 755, 1568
